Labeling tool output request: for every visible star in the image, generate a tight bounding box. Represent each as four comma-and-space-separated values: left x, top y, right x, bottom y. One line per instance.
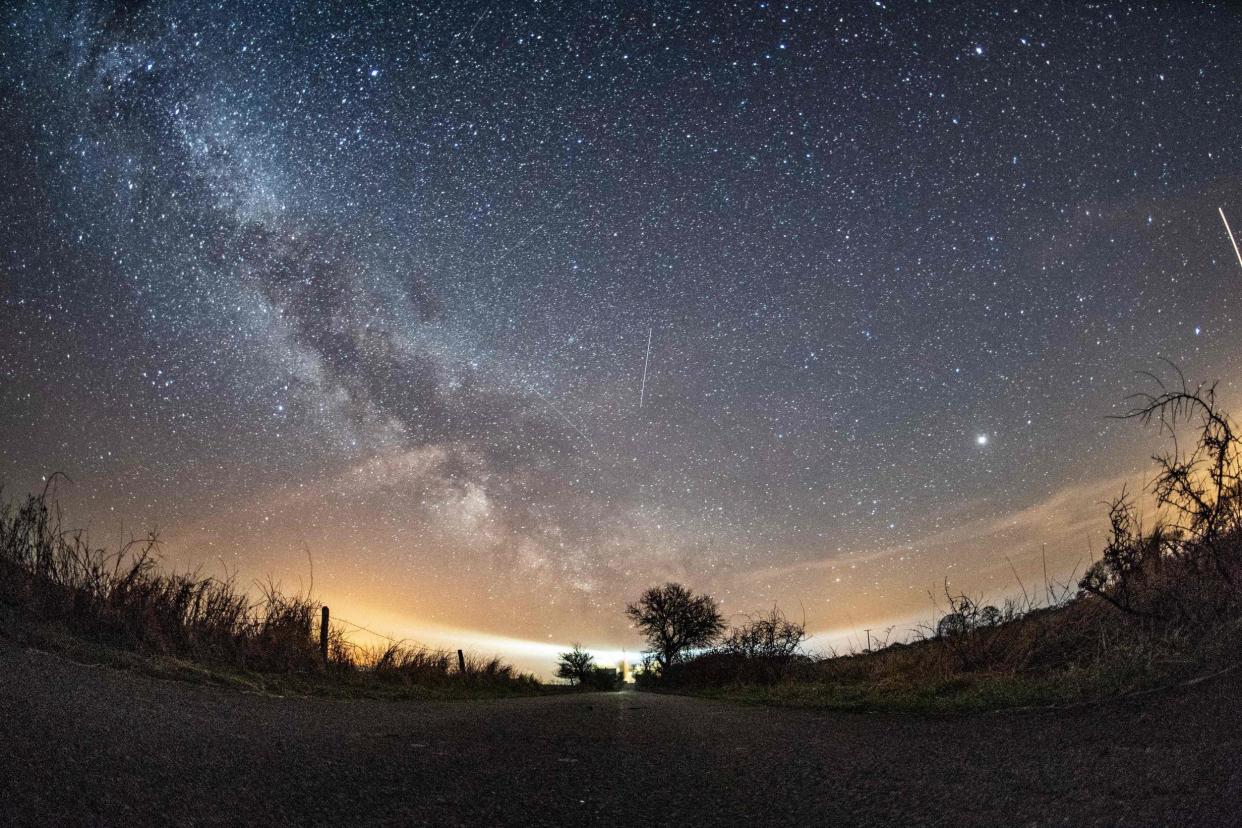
0, 0, 1237, 674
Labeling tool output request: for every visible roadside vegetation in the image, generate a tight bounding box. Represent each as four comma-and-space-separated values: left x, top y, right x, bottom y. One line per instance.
7, 369, 1240, 711
626, 370, 1242, 713
554, 644, 624, 690
0, 481, 538, 699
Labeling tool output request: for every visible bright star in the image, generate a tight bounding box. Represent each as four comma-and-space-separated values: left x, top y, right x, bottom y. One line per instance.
976, 434, 989, 446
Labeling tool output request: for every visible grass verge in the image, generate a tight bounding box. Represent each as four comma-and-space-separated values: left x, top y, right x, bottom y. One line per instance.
0, 481, 542, 700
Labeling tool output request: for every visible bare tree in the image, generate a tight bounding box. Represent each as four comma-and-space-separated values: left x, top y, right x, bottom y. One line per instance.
1080, 366, 1242, 620
719, 608, 806, 659
555, 644, 595, 685
625, 583, 725, 670
1078, 492, 1168, 616
1113, 366, 1241, 579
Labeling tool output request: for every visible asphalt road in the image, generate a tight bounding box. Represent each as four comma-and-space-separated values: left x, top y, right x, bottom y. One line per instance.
1, 641, 1239, 827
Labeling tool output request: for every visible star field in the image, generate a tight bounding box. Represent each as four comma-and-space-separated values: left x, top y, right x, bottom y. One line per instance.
2, 1, 1241, 653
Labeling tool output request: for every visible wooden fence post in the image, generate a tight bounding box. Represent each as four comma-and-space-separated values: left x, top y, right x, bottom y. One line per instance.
320, 606, 330, 664
457, 648, 466, 674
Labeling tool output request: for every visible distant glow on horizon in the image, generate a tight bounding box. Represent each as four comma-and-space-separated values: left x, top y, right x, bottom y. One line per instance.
326, 608, 643, 680
328, 605, 941, 679
3, 0, 1240, 668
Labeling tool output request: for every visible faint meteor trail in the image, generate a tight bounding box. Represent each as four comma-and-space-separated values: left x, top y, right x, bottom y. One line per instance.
1219, 207, 1242, 272
529, 386, 596, 451
639, 328, 653, 408
485, 197, 569, 268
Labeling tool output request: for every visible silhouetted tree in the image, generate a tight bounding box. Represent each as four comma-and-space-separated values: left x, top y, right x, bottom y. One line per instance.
555, 644, 595, 685
625, 582, 725, 670
1082, 367, 1242, 615
720, 608, 806, 658
1078, 493, 1167, 615
1121, 368, 1240, 574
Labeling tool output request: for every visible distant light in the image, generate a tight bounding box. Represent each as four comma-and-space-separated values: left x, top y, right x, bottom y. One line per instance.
976, 434, 989, 446
1194, 326, 1201, 336
974, 45, 984, 55
369, 68, 379, 77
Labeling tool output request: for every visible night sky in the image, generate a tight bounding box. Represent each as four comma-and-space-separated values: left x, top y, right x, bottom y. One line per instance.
3, 1, 1241, 670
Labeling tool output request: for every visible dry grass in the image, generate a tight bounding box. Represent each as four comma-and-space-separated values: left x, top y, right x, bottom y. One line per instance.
656, 556, 1242, 713
0, 478, 537, 695
652, 370, 1242, 712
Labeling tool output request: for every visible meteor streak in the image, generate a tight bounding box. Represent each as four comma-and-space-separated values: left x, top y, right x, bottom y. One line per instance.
531, 386, 595, 450
639, 328, 653, 408
1219, 207, 1242, 272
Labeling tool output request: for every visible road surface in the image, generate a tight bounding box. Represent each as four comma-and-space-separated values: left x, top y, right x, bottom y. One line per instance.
0, 640, 1238, 826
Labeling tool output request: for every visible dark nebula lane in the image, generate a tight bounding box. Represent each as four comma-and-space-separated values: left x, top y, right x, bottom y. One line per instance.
2, 1, 1240, 673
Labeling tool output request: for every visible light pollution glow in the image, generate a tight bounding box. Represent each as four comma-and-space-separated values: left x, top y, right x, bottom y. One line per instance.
4, 1, 1242, 680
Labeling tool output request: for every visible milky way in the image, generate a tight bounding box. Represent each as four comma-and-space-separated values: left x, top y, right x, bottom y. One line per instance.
2, 1, 1241, 660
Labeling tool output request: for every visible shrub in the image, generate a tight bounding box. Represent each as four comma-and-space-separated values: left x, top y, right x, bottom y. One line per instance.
719, 608, 807, 659
647, 370, 1242, 708
1080, 370, 1242, 626
582, 665, 623, 691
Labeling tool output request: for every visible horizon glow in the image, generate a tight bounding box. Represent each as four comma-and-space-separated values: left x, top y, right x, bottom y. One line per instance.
3, 2, 1241, 677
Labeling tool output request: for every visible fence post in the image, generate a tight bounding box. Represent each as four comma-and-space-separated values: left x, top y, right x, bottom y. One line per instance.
320, 606, 330, 664
457, 648, 466, 674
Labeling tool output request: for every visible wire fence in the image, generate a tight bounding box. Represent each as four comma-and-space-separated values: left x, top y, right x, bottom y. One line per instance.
322, 610, 460, 661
